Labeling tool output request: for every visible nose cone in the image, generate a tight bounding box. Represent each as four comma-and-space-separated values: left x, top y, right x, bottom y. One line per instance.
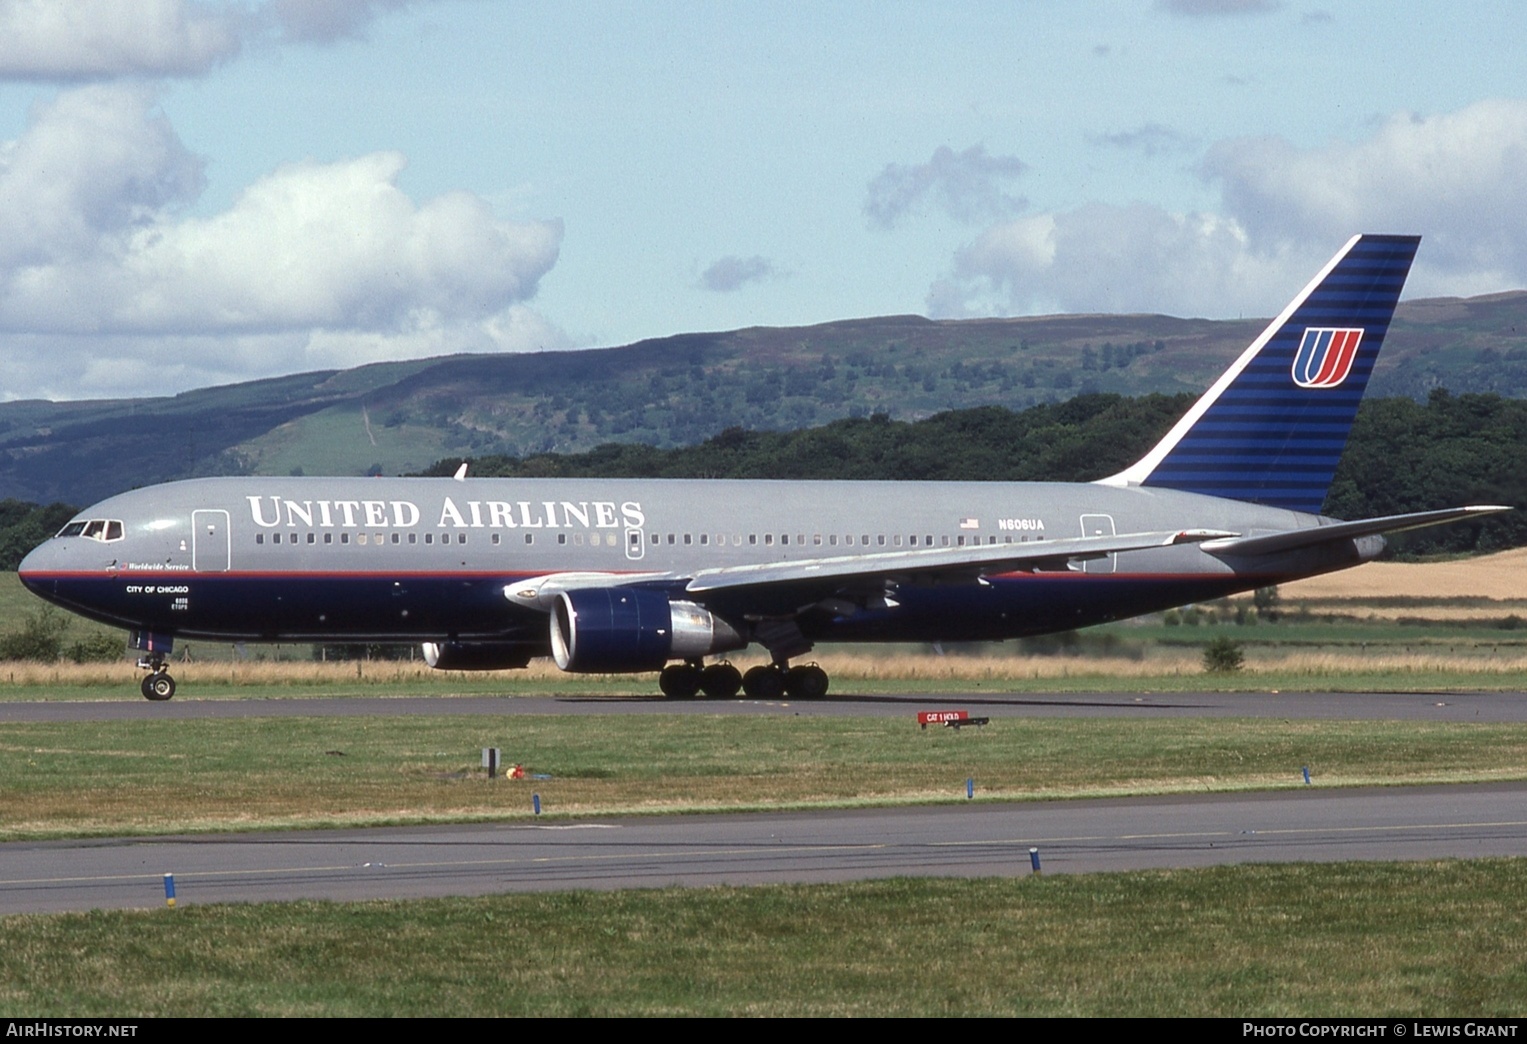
17, 541, 56, 595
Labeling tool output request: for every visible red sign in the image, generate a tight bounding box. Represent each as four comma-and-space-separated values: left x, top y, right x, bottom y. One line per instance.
918, 710, 969, 726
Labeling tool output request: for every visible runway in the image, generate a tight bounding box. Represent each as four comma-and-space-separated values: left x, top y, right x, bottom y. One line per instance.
3, 783, 1526, 914
3, 687, 1526, 722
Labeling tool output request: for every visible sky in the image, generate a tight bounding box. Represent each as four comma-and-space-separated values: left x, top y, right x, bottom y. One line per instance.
1, 0, 1525, 402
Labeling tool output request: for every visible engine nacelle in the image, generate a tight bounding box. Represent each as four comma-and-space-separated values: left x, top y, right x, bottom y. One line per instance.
422, 641, 536, 671
549, 588, 744, 672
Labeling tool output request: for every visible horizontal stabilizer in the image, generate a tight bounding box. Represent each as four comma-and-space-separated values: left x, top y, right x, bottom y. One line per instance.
1198, 505, 1511, 557
684, 528, 1231, 594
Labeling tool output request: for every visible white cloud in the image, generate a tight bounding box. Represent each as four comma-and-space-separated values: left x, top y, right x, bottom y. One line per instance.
865, 144, 1027, 230
932, 205, 1293, 318
931, 98, 1527, 319
699, 255, 776, 293
0, 84, 565, 399
0, 0, 428, 82
1091, 123, 1195, 158
0, 0, 244, 79
268, 0, 413, 45
1202, 100, 1527, 292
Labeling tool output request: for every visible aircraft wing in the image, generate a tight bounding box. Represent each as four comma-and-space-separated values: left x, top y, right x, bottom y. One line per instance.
1198, 505, 1511, 557
683, 528, 1232, 594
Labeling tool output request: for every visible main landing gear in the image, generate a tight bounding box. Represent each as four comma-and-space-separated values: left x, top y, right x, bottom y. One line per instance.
138, 659, 176, 701
658, 660, 829, 700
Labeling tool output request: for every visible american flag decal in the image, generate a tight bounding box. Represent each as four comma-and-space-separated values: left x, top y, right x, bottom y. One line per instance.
1291, 327, 1363, 388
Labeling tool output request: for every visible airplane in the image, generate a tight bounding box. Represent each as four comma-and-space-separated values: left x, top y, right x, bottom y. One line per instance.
16, 234, 1510, 701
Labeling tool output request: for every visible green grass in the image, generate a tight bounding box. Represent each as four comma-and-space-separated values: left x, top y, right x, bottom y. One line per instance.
5, 715, 1527, 839
4, 861, 1524, 1016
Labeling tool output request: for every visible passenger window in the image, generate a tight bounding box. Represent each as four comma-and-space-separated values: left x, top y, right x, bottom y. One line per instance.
324, 533, 333, 544
256, 534, 264, 545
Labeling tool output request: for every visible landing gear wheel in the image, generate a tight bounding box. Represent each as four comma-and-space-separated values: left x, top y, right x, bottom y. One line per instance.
742, 664, 787, 700
785, 664, 829, 699
141, 673, 176, 701
659, 663, 702, 699
699, 663, 742, 699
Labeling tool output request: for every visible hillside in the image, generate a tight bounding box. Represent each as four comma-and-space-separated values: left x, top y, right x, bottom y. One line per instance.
4, 291, 1527, 505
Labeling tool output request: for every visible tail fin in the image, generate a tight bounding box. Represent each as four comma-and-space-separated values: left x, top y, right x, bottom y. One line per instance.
1102, 234, 1420, 514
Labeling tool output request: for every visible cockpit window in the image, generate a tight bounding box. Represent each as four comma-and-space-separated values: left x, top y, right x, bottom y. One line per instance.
57, 519, 125, 542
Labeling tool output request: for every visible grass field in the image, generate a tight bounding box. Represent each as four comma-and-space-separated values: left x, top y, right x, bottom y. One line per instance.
3, 861, 1524, 1016
4, 714, 1527, 840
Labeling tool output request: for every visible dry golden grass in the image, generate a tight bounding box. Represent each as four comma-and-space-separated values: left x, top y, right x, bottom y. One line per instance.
5, 646, 1527, 692
1278, 547, 1527, 603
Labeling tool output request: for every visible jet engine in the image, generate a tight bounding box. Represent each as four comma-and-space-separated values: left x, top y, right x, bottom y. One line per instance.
549, 588, 744, 672
422, 641, 537, 671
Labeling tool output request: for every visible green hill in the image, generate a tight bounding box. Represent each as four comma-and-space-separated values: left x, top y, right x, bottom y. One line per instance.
5, 291, 1526, 506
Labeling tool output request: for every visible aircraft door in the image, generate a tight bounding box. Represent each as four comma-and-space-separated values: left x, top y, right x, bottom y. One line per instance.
1078, 513, 1116, 574
193, 509, 231, 572
625, 526, 646, 561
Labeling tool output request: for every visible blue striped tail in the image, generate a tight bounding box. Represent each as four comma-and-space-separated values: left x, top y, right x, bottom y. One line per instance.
1108, 234, 1420, 515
